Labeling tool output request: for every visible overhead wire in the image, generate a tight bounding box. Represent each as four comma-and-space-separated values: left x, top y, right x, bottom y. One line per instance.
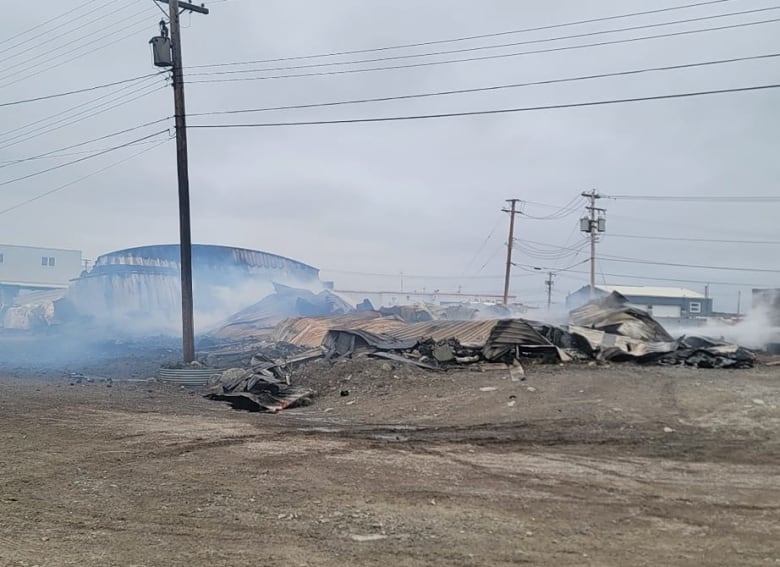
0, 73, 165, 108
0, 10, 160, 88
186, 17, 780, 83
0, 139, 172, 218
189, 0, 739, 69
609, 233, 780, 245
598, 254, 780, 274
188, 53, 780, 118
150, 0, 170, 18
607, 194, 780, 202
188, 5, 780, 78
519, 195, 585, 220
0, 117, 172, 170
0, 74, 165, 143
0, 83, 168, 151
0, 2, 141, 64
187, 83, 780, 129
476, 243, 507, 274
463, 215, 503, 274
525, 264, 770, 288
0, 0, 99, 50
0, 138, 171, 167
0, 130, 171, 190
321, 266, 537, 280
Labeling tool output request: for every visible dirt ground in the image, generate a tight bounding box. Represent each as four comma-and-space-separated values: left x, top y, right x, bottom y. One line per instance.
1, 359, 779, 566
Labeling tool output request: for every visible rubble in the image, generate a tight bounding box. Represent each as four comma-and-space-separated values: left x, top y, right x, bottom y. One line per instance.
321, 318, 564, 366
566, 293, 755, 368
200, 291, 756, 412
212, 283, 356, 341
206, 349, 319, 412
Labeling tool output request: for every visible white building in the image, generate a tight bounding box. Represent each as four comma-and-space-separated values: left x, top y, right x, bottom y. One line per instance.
0, 244, 82, 300
566, 284, 712, 320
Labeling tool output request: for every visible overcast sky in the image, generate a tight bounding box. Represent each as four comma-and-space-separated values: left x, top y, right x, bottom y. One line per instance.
1, 0, 778, 311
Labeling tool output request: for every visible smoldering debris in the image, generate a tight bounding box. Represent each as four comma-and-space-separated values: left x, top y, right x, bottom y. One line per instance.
206, 349, 320, 412
567, 293, 755, 368
199, 292, 758, 412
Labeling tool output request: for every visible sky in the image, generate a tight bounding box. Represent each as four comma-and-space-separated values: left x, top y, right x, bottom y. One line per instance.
1, 0, 778, 312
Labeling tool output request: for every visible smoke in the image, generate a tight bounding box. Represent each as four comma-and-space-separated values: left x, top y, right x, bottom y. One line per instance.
672, 305, 779, 350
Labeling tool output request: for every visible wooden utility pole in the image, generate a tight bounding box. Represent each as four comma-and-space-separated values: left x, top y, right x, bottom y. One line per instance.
165, 0, 208, 362
545, 271, 554, 311
502, 199, 520, 305
580, 190, 605, 299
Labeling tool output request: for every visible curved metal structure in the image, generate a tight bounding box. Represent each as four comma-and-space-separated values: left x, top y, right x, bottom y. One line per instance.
67, 244, 321, 333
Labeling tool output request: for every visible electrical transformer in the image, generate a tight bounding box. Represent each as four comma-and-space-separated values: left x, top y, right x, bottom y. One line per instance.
149, 35, 172, 67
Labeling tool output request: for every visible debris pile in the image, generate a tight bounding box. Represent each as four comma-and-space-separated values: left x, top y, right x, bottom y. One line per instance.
201, 291, 756, 412
206, 349, 320, 412
211, 284, 355, 341
567, 292, 755, 368
319, 318, 566, 370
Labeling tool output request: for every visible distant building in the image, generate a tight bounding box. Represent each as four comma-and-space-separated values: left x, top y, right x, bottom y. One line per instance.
566, 285, 713, 321
67, 244, 322, 332
0, 243, 82, 303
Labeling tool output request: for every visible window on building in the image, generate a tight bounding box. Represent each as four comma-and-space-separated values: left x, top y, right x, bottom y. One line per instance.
41, 256, 48, 266
0, 253, 3, 264
48, 257, 55, 267
689, 301, 702, 313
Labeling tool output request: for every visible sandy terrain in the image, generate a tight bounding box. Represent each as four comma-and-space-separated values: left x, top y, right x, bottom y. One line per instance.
1, 360, 778, 566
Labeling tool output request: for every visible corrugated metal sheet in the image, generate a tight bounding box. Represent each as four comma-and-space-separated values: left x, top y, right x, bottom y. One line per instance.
272, 313, 407, 347
276, 315, 556, 361
569, 325, 676, 357
570, 293, 673, 343
382, 319, 499, 348
159, 368, 219, 386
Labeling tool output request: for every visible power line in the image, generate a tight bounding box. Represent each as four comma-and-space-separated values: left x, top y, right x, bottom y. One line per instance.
0, 0, 98, 49
463, 216, 503, 274
609, 233, 780, 245
607, 194, 780, 202
186, 17, 780, 84
0, 2, 140, 65
0, 130, 170, 190
0, 13, 158, 88
0, 4, 152, 78
322, 267, 537, 280
0, 74, 163, 143
189, 6, 780, 78
476, 242, 506, 275
516, 240, 589, 260
0, 139, 171, 218
0, 84, 168, 151
599, 254, 780, 274
0, 138, 170, 167
151, 0, 170, 18
189, 53, 780, 118
518, 195, 586, 220
0, 73, 164, 108
0, 118, 171, 170
515, 258, 591, 274
189, 0, 739, 69
188, 83, 780, 129
524, 264, 771, 287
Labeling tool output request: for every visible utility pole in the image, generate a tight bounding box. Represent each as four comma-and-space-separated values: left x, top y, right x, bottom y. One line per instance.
151, 0, 209, 363
737, 290, 742, 316
580, 190, 606, 298
545, 271, 555, 311
502, 199, 521, 305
